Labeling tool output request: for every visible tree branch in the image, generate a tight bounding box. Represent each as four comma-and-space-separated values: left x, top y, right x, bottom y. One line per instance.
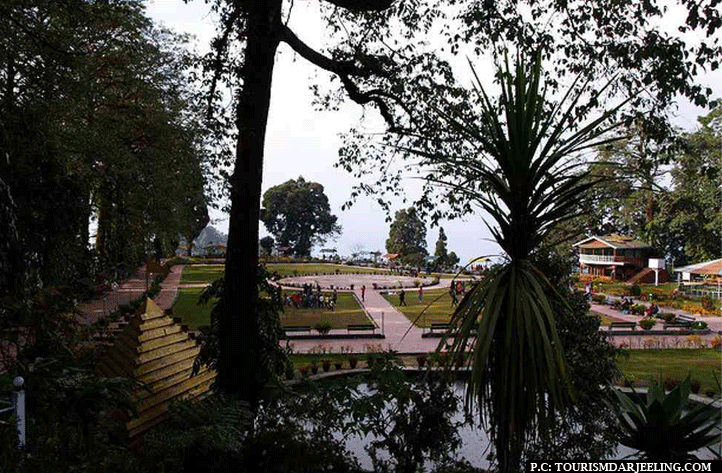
320, 0, 394, 12
280, 25, 411, 130
280, 25, 361, 76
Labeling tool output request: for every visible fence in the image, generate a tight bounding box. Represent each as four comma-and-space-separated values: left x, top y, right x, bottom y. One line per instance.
682, 287, 722, 300
0, 376, 26, 448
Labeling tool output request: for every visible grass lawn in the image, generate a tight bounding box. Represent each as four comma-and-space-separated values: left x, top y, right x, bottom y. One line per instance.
179, 265, 224, 284
382, 289, 456, 327
179, 263, 460, 285
590, 310, 625, 326
281, 291, 370, 329
171, 287, 216, 330
173, 287, 370, 330
617, 349, 722, 394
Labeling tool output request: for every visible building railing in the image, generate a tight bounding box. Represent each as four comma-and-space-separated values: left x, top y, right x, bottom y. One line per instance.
579, 255, 616, 263
0, 376, 26, 448
579, 254, 645, 266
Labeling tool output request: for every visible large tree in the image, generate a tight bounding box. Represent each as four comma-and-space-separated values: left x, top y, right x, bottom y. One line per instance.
385, 207, 428, 262
651, 106, 722, 266
202, 0, 721, 411
260, 177, 341, 257
0, 0, 212, 297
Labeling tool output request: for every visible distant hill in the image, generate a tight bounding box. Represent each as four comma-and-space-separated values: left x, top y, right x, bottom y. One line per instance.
191, 225, 228, 256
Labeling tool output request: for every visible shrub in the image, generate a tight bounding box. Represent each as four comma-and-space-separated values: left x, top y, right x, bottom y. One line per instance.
416, 354, 427, 368
321, 359, 331, 372
348, 354, 358, 369
630, 284, 641, 297
690, 379, 701, 394
639, 318, 656, 330
314, 322, 332, 335
413, 279, 421, 287
366, 355, 376, 369
701, 294, 715, 312
334, 361, 342, 370
285, 366, 295, 380
711, 336, 722, 350
310, 362, 318, 374
591, 294, 606, 304
299, 366, 310, 378
663, 377, 680, 391
350, 284, 354, 290
631, 304, 647, 315
372, 282, 378, 290
690, 321, 708, 331
659, 312, 676, 322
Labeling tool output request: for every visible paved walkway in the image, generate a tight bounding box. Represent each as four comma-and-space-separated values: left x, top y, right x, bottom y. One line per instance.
285, 287, 446, 354
78, 263, 184, 323
76, 265, 722, 354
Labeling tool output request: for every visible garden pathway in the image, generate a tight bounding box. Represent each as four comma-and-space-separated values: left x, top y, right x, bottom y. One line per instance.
77, 263, 184, 324
589, 300, 722, 349
285, 287, 448, 354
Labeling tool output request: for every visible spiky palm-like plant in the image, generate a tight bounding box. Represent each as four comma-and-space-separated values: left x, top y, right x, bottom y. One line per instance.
413, 54, 626, 471
613, 377, 721, 461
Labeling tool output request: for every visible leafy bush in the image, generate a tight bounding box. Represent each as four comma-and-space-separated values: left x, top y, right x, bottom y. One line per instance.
591, 294, 606, 304
314, 322, 332, 335
413, 279, 421, 287
348, 354, 358, 369
416, 353, 427, 367
700, 294, 715, 312
630, 284, 642, 297
663, 377, 681, 391
690, 321, 708, 331
711, 336, 722, 350
639, 318, 656, 330
690, 379, 701, 394
631, 304, 647, 315
659, 312, 676, 322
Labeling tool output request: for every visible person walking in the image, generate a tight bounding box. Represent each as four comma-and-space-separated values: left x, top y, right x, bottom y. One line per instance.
399, 289, 407, 306
361, 285, 366, 302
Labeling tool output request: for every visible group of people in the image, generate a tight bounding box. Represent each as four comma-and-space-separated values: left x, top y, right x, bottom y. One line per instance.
617, 297, 659, 316
284, 283, 338, 311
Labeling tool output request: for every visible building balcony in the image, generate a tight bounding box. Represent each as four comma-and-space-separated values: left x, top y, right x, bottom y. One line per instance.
579, 254, 644, 266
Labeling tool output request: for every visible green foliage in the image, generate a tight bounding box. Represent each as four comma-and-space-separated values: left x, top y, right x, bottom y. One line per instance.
413, 52, 627, 471
347, 368, 465, 473
144, 395, 253, 472
260, 177, 341, 257
385, 208, 428, 262
611, 377, 722, 461
525, 251, 621, 462
194, 266, 291, 391
259, 236, 275, 256
313, 322, 332, 335
0, 0, 213, 296
639, 318, 657, 330
630, 284, 642, 297
690, 321, 708, 331
701, 295, 716, 312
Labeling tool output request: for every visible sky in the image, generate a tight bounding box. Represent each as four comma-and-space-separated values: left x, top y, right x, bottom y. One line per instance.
145, 0, 722, 265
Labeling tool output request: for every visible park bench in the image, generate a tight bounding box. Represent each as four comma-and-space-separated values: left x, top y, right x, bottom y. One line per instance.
428, 323, 452, 333
609, 322, 636, 331
673, 314, 695, 326
347, 324, 376, 333
663, 322, 691, 331
284, 325, 312, 334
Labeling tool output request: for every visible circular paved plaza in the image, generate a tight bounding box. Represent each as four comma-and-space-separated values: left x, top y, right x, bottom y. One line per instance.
279, 273, 437, 290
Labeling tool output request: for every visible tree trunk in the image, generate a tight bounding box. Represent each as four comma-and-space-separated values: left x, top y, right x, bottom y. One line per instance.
218, 4, 281, 404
